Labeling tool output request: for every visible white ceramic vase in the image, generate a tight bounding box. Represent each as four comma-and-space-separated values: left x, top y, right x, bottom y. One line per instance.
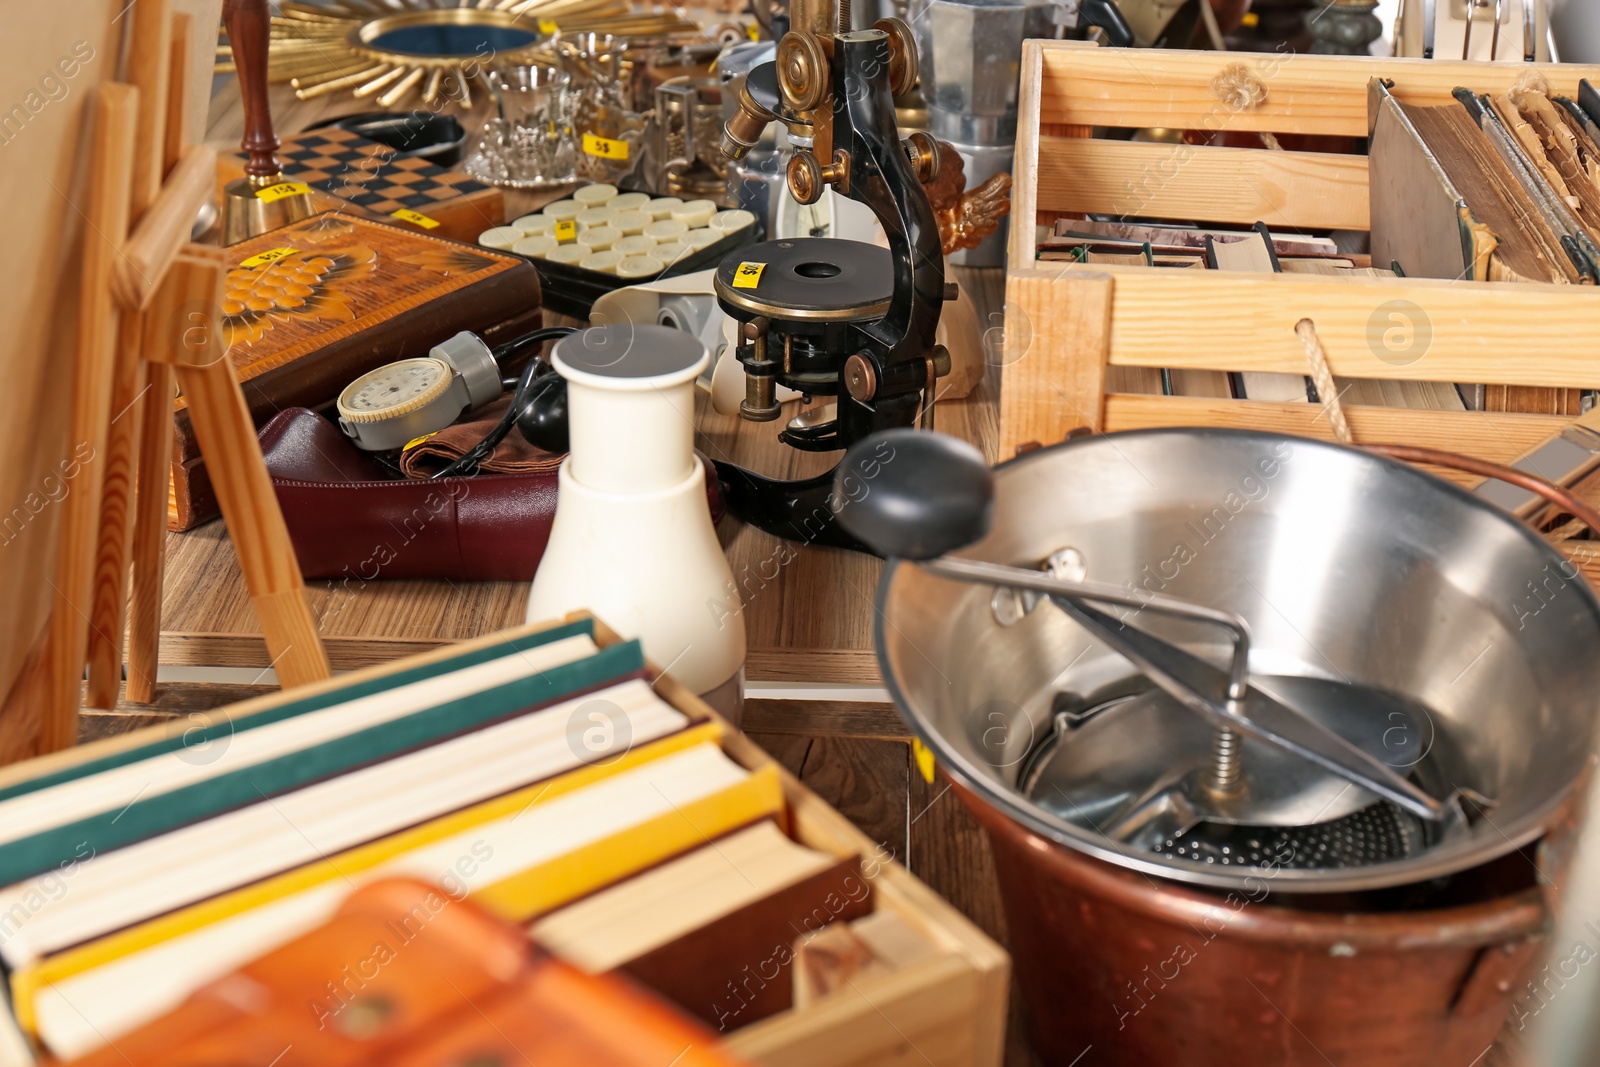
526, 324, 746, 719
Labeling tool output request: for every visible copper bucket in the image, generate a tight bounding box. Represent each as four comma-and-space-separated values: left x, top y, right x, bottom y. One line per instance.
958, 778, 1549, 1066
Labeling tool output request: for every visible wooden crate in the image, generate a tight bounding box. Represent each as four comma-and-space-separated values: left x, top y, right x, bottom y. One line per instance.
1001, 43, 1600, 474
0, 612, 1008, 1067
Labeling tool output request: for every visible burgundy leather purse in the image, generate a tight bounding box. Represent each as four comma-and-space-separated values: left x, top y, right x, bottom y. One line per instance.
259, 408, 722, 583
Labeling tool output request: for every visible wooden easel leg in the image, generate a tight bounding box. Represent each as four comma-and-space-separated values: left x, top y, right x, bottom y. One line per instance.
125, 360, 175, 704
83, 324, 147, 709
31, 85, 139, 753
151, 247, 331, 689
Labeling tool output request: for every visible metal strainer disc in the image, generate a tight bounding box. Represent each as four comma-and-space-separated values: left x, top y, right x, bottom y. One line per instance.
1149, 801, 1428, 869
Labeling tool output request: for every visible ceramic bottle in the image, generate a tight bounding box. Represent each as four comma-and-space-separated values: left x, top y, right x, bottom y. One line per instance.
526, 323, 746, 720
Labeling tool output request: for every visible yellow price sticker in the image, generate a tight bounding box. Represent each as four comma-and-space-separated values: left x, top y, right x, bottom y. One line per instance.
554, 219, 578, 242
911, 738, 936, 784
255, 180, 311, 204
745, 21, 759, 40
538, 18, 558, 33
403, 431, 439, 453
581, 132, 629, 161
240, 246, 298, 269
730, 261, 765, 289
390, 207, 440, 229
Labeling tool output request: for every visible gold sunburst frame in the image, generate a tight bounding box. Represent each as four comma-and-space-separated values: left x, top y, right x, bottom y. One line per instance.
216, 1, 702, 110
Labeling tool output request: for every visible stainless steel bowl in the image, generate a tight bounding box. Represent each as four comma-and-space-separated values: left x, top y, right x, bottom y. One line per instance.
876, 429, 1600, 891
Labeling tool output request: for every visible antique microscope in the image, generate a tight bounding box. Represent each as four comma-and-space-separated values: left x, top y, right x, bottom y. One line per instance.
711, 1, 950, 550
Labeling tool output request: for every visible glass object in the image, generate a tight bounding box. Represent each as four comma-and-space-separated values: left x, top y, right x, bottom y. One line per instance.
464, 66, 577, 188
556, 33, 646, 184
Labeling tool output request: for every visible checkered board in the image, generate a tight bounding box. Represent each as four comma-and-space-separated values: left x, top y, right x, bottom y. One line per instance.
225, 126, 502, 239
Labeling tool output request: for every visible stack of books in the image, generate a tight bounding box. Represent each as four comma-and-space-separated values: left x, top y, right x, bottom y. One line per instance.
0, 618, 908, 1063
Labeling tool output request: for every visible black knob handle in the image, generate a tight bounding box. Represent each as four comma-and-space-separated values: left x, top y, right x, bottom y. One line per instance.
831, 430, 993, 560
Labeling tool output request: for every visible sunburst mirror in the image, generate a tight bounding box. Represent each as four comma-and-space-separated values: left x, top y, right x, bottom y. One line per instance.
218, 1, 701, 110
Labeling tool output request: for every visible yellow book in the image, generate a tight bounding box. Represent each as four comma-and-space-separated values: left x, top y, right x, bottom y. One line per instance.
19, 736, 781, 1061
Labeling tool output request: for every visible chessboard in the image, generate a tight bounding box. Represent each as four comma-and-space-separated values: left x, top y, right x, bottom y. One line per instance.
219, 126, 504, 244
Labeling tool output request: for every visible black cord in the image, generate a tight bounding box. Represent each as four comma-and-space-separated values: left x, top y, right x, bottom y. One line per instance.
430, 327, 576, 479
492, 325, 570, 370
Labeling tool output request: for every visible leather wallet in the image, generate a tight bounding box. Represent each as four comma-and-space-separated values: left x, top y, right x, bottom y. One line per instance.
260, 408, 723, 583
61, 878, 752, 1067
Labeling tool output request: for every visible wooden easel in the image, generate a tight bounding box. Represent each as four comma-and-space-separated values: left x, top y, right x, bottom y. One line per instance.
18, 0, 329, 753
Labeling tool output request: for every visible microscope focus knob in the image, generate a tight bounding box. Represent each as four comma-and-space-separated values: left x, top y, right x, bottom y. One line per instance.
788, 151, 825, 205
874, 17, 920, 98
902, 132, 940, 184
777, 30, 829, 113
844, 354, 878, 402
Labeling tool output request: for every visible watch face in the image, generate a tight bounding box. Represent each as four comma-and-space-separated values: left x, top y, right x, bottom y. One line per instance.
338, 358, 454, 422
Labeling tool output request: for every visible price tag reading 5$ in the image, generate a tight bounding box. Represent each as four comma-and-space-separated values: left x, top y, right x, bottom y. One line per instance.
255, 181, 310, 204
240, 247, 298, 269
390, 207, 440, 229
731, 262, 765, 289
582, 132, 629, 160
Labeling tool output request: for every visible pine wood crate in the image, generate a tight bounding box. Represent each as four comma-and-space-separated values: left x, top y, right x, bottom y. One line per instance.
0, 612, 1008, 1067
1000, 43, 1600, 477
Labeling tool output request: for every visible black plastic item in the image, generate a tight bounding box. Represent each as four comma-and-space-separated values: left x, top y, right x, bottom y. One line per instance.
516, 370, 569, 454
715, 463, 871, 553
1581, 79, 1600, 125
526, 220, 763, 319
306, 111, 469, 167
830, 430, 993, 560
1079, 0, 1135, 47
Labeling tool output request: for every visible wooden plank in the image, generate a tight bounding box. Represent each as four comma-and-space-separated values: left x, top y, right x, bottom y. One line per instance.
83, 0, 175, 711
0, 3, 126, 758
726, 954, 986, 1067
1102, 395, 1563, 478
1036, 137, 1371, 231
1008, 42, 1046, 270
1032, 43, 1600, 136
789, 737, 910, 863
31, 84, 139, 752
744, 700, 906, 738
1081, 267, 1600, 385
745, 650, 882, 685
998, 270, 1112, 457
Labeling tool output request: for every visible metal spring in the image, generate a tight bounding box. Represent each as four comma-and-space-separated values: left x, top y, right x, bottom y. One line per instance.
1209, 728, 1243, 795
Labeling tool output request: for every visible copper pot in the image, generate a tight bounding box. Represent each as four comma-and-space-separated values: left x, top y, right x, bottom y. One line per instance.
958, 778, 1547, 1067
